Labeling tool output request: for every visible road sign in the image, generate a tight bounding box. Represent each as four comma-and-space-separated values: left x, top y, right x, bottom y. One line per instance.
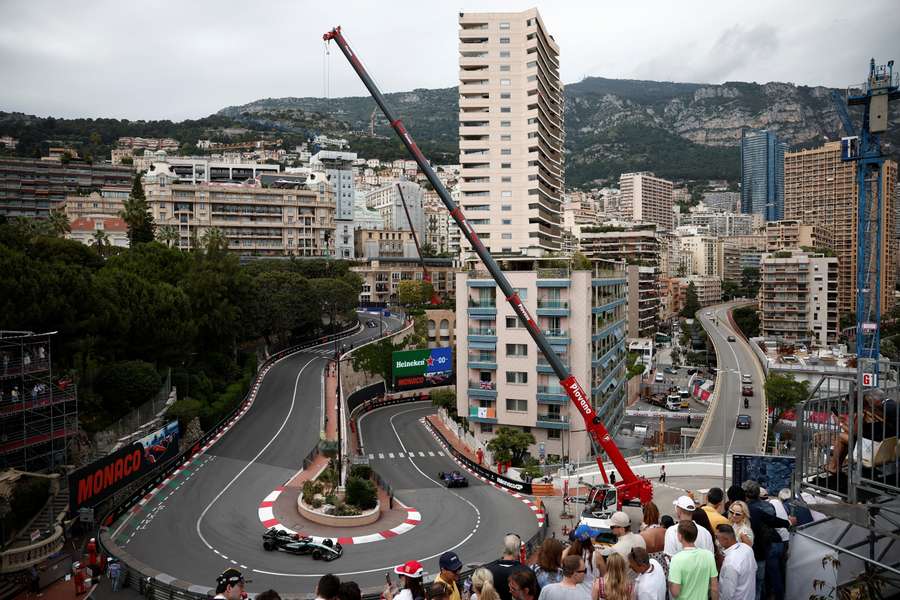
862, 373, 878, 387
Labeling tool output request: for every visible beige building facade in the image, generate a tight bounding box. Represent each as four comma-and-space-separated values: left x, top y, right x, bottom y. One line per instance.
765, 220, 834, 253
784, 141, 896, 316
458, 9, 564, 256
618, 172, 674, 231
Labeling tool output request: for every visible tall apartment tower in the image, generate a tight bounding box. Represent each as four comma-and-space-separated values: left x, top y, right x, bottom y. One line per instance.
458, 9, 564, 256
312, 150, 357, 259
618, 172, 674, 231
741, 129, 786, 221
784, 141, 896, 317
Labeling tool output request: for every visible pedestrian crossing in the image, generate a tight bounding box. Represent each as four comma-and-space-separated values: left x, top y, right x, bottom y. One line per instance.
369, 451, 445, 460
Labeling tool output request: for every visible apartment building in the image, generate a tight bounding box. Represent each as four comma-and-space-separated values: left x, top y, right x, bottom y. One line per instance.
765, 220, 834, 252
365, 181, 425, 239
67, 217, 129, 248
722, 243, 742, 283
455, 258, 627, 462
702, 190, 741, 213
354, 228, 418, 260
458, 9, 564, 256
760, 250, 839, 347
784, 141, 897, 316
312, 151, 357, 260
678, 209, 762, 237
678, 234, 722, 278
425, 309, 456, 348
580, 226, 662, 338
741, 129, 786, 221
618, 172, 674, 231
156, 155, 280, 184
424, 205, 451, 254
673, 276, 722, 307
61, 188, 131, 220
143, 167, 334, 256
353, 257, 456, 305
0, 158, 132, 218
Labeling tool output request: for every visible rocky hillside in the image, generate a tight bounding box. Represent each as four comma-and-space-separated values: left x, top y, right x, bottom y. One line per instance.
220, 76, 900, 187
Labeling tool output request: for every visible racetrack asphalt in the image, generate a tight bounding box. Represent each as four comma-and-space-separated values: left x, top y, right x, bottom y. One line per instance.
116, 318, 537, 594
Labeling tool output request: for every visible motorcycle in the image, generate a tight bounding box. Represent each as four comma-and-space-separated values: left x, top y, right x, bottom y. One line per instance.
743, 397, 749, 409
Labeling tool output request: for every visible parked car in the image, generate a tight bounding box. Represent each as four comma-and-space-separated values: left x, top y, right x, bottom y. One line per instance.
742, 385, 753, 397
655, 373, 665, 382
262, 528, 343, 560
742, 373, 752, 384
736, 414, 752, 429
664, 366, 677, 374
727, 335, 736, 342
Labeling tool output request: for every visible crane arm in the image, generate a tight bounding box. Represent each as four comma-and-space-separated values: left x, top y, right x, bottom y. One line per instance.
830, 90, 856, 137
324, 26, 652, 505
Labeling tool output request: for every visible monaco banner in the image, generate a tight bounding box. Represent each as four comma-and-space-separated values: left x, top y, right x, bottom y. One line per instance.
392, 347, 453, 390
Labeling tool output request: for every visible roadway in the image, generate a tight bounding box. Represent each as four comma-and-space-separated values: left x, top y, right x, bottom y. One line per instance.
114, 314, 536, 594
694, 301, 767, 454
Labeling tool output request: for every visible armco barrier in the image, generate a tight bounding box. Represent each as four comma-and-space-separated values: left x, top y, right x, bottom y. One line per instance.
424, 418, 533, 495
96, 321, 361, 600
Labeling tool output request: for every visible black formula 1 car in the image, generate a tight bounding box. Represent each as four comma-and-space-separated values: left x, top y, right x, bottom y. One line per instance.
438, 470, 469, 488
262, 528, 343, 560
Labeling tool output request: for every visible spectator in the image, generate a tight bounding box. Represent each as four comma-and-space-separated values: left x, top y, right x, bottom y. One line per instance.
826, 389, 897, 474
107, 559, 122, 593
664, 496, 715, 558
11, 387, 18, 403
778, 489, 813, 527
659, 466, 666, 483
537, 555, 589, 600
743, 480, 794, 600
487, 535, 528, 600
429, 582, 452, 600
727, 501, 754, 546
715, 524, 756, 600
765, 489, 791, 551
628, 548, 666, 600
532, 538, 564, 588
563, 534, 596, 588
471, 568, 500, 600
258, 591, 282, 600
509, 570, 540, 600
690, 508, 715, 544
660, 515, 675, 529
667, 521, 718, 600
385, 561, 425, 600
640, 502, 661, 532
338, 582, 361, 600
592, 554, 632, 600
437, 551, 464, 600
725, 485, 745, 514
702, 488, 729, 531
595, 512, 646, 575
214, 568, 246, 600
316, 574, 341, 600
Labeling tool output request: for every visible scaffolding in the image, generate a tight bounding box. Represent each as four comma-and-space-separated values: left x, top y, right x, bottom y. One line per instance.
0, 331, 77, 472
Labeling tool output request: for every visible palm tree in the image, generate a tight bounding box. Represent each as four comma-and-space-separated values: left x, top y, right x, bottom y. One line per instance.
93, 229, 111, 257
199, 227, 229, 254
156, 224, 179, 248
48, 209, 71, 237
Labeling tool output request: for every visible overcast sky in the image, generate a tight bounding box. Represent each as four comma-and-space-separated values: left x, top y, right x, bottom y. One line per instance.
1, 0, 895, 121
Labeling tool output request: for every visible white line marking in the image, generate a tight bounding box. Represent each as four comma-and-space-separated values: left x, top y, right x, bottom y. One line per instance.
368, 453, 374, 459
388, 452, 395, 459
195, 357, 317, 554
428, 451, 435, 457
379, 453, 385, 459
438, 451, 445, 456
418, 451, 426, 457
398, 452, 405, 458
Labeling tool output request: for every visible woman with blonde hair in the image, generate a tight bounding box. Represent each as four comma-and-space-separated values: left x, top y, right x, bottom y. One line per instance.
727, 500, 754, 546
591, 554, 632, 600
469, 568, 499, 600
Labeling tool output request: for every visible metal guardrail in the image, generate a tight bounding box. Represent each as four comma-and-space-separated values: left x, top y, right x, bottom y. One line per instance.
95, 321, 362, 599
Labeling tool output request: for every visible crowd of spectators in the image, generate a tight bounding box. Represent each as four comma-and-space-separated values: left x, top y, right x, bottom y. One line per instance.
205, 479, 810, 600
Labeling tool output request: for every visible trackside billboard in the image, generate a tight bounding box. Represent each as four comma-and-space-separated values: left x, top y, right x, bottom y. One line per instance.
392, 347, 453, 390
69, 420, 180, 511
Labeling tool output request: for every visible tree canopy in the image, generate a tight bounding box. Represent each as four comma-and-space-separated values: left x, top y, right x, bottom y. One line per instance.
680, 282, 700, 318
765, 373, 810, 425
486, 426, 536, 466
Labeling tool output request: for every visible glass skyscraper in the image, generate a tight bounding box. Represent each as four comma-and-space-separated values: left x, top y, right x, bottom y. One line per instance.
741, 129, 786, 221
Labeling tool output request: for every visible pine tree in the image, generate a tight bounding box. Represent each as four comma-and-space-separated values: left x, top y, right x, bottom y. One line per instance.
120, 174, 155, 245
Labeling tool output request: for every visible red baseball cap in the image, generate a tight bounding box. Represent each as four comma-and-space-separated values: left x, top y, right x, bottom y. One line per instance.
394, 560, 424, 578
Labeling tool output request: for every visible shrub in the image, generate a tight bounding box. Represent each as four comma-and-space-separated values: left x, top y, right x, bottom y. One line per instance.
329, 502, 361, 516
349, 464, 372, 480
345, 476, 378, 510
302, 480, 324, 504
94, 360, 161, 418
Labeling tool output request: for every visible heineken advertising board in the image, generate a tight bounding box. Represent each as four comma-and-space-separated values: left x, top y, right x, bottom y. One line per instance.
392, 347, 453, 390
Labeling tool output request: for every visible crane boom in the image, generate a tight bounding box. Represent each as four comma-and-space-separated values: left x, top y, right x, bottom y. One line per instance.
324, 26, 652, 505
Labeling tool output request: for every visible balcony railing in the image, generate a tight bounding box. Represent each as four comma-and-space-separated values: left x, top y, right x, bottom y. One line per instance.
537, 384, 566, 395
468, 328, 496, 335
468, 298, 496, 308
537, 299, 568, 308
468, 380, 496, 391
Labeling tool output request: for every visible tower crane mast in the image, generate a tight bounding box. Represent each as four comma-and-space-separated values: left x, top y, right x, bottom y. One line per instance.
324, 26, 653, 506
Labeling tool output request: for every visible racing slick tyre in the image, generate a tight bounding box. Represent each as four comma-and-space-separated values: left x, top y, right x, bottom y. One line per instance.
312, 550, 322, 560
263, 541, 275, 551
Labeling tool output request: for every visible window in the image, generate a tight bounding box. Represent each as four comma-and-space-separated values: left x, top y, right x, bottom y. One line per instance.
527, 75, 537, 82
501, 190, 512, 197
501, 204, 512, 211
500, 79, 511, 86
500, 65, 510, 72
527, 61, 538, 68
502, 219, 512, 225
500, 37, 510, 44
502, 233, 512, 239
500, 107, 511, 113
502, 176, 512, 183
501, 163, 511, 169
506, 316, 522, 328
506, 398, 528, 412
481, 423, 494, 433
547, 429, 561, 440
501, 148, 511, 155
506, 372, 528, 385
506, 343, 527, 357
501, 134, 511, 141
500, 92, 511, 99
515, 288, 527, 299
500, 51, 510, 58
499, 22, 510, 29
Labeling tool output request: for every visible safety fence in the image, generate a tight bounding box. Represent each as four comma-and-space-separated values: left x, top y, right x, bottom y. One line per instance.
94, 321, 362, 600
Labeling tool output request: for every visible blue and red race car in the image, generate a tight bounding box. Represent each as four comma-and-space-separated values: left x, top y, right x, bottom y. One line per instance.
438, 470, 469, 488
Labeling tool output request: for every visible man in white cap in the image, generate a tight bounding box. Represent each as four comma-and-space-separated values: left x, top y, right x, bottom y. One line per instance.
594, 511, 646, 575
664, 495, 715, 558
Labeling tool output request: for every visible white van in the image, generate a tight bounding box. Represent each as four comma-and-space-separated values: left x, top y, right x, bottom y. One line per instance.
666, 395, 681, 410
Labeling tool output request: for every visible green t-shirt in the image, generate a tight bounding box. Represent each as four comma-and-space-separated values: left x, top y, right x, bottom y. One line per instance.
668, 547, 717, 600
